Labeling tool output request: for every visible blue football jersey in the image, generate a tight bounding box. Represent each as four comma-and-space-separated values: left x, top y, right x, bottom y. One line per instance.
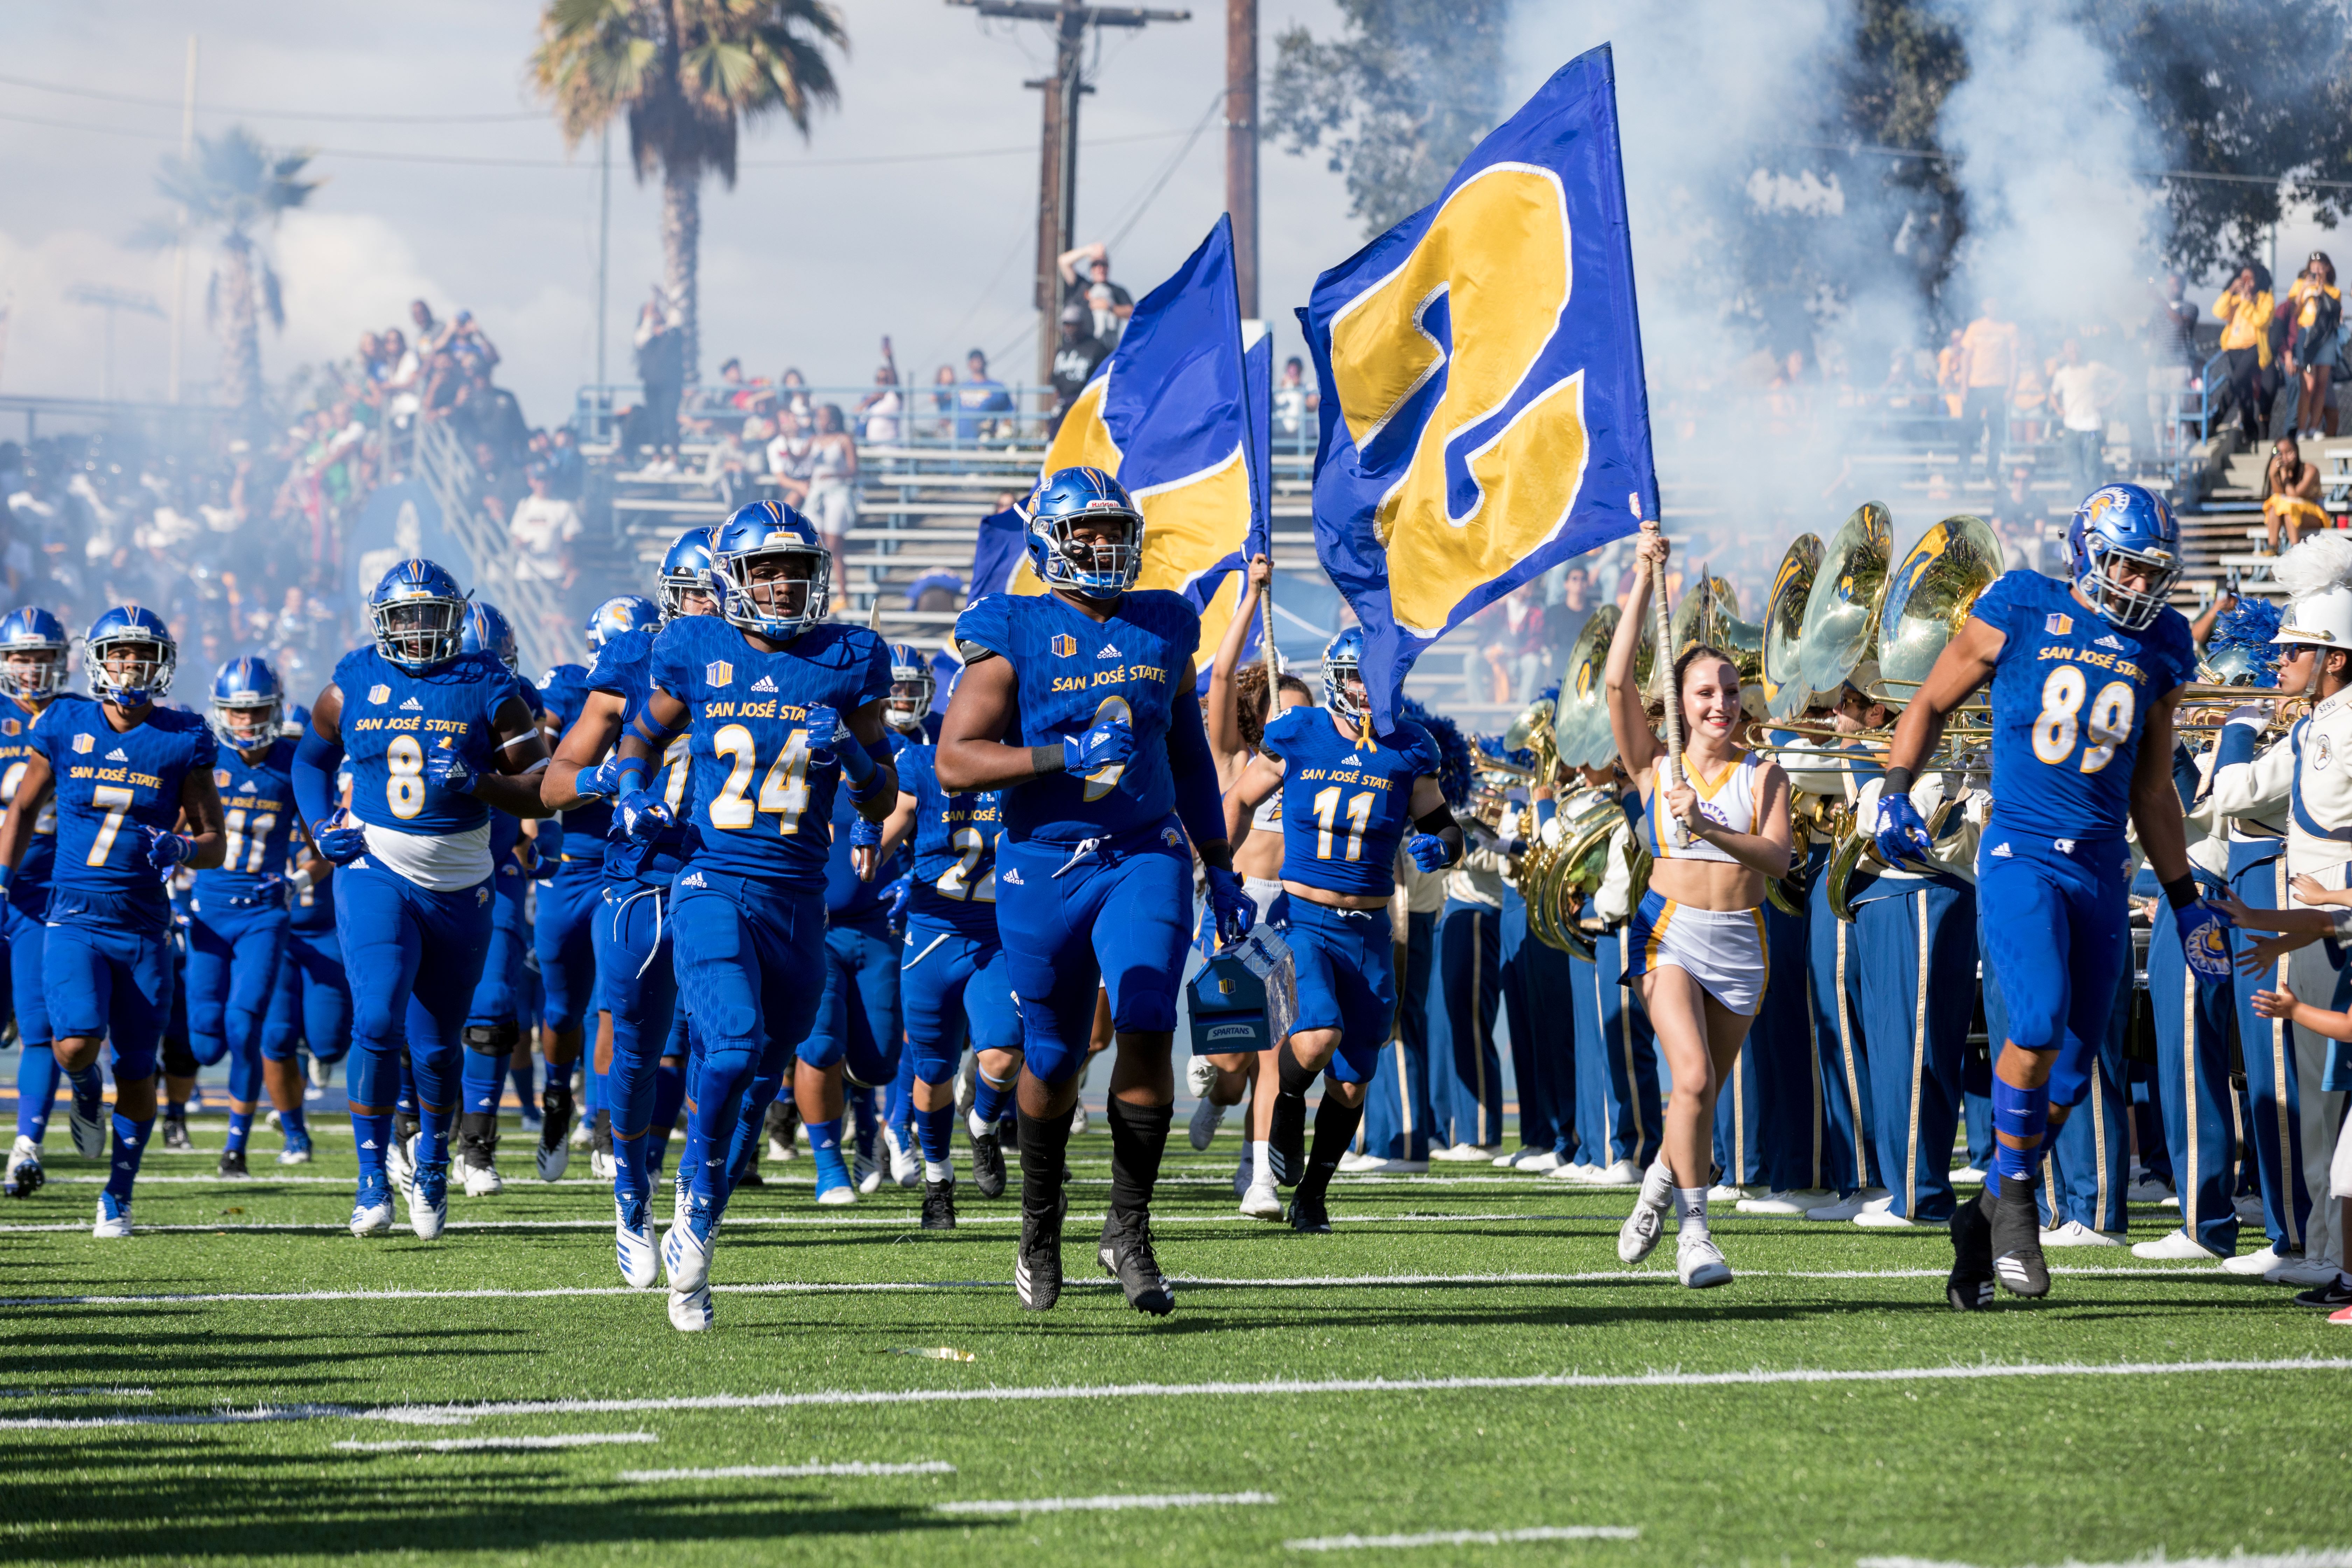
587, 625, 697, 882
334, 646, 523, 837
542, 659, 614, 844
953, 589, 1202, 845
198, 737, 300, 903
898, 741, 1002, 938
824, 725, 924, 919
1262, 707, 1438, 899
648, 614, 892, 889
1970, 569, 2197, 842
0, 694, 57, 905
31, 695, 216, 898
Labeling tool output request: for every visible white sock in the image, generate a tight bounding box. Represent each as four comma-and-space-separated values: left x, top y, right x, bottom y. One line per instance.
1248, 1141, 1272, 1187
967, 1110, 991, 1141
1674, 1186, 1709, 1239
924, 1158, 952, 1184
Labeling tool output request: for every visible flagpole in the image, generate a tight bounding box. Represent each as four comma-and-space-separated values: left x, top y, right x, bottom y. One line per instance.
1648, 528, 1686, 848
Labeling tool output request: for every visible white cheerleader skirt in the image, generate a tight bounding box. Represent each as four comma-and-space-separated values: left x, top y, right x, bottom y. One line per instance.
1619, 888, 1768, 1017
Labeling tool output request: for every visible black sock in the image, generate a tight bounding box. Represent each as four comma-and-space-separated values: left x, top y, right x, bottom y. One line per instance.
1297, 1094, 1364, 1203
1105, 1099, 1173, 1219
1017, 1101, 1076, 1220
1276, 1042, 1316, 1100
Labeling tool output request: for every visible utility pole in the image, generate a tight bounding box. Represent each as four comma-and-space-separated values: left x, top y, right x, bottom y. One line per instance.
596, 123, 611, 392
168, 35, 196, 404
68, 286, 164, 402
946, 0, 1191, 387
1225, 0, 1256, 317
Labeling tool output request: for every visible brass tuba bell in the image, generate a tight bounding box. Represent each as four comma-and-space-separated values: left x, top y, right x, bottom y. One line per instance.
1763, 534, 1824, 720
1667, 569, 1766, 714
1877, 513, 2001, 694
1798, 502, 1893, 702
1553, 603, 1643, 773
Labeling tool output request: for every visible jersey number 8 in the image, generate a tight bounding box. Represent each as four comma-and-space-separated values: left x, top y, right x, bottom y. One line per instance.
2030, 665, 2135, 775
386, 734, 427, 819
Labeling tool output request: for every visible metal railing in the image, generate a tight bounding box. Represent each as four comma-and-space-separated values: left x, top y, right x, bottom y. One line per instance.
415, 417, 576, 676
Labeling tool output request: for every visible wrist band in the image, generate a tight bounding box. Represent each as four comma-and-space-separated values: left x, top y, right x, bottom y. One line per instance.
2161, 873, 2200, 911
1883, 765, 1916, 798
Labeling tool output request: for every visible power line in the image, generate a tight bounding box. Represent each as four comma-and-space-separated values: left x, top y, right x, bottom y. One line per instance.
0, 70, 542, 123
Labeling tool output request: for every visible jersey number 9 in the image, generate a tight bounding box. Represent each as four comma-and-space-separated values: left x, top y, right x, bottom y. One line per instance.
2030, 665, 2136, 775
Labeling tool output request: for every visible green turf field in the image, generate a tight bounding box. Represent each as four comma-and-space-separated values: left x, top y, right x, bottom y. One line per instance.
3, 1112, 2347, 1568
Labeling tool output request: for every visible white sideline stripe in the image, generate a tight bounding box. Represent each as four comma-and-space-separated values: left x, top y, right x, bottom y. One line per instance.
936, 1491, 1277, 1516
0, 1210, 1545, 1236
0, 1265, 2246, 1310
1288, 1526, 1640, 1550
334, 1432, 659, 1452
1858, 1555, 2352, 1568
622, 1460, 955, 1481
3, 1357, 2345, 1432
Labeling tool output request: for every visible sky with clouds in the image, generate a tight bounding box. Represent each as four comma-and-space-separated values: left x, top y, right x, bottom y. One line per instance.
0, 0, 1376, 428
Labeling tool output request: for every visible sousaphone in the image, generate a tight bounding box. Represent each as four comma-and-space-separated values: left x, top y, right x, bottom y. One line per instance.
1667, 569, 1767, 716
1763, 534, 1823, 720
1878, 513, 2001, 694
1798, 502, 1893, 702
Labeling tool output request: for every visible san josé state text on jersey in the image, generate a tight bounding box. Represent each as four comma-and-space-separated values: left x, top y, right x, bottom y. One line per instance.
0, 702, 57, 897
898, 741, 1001, 938
953, 589, 1201, 845
1262, 707, 1438, 898
200, 736, 301, 901
648, 613, 891, 888
333, 646, 522, 836
30, 695, 216, 899
1973, 569, 2197, 842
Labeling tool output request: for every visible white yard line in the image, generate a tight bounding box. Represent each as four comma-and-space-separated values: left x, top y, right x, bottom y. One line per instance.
0, 1210, 1548, 1236
333, 1432, 659, 1452
936, 1491, 1278, 1515
1288, 1526, 1640, 1550
2, 1357, 2344, 1432
1858, 1555, 2352, 1568
622, 1460, 955, 1481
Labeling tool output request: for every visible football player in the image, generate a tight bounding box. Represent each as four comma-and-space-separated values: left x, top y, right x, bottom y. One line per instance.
0, 608, 68, 1199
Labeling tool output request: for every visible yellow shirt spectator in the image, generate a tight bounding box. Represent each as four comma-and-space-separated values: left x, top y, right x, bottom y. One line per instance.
1960, 317, 2019, 389
2214, 286, 2276, 365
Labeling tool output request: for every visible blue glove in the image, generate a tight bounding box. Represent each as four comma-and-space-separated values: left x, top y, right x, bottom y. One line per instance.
849, 817, 883, 850
424, 743, 478, 797
884, 874, 913, 931
532, 819, 566, 878
577, 757, 626, 799
1407, 832, 1453, 872
2176, 898, 2235, 981
1063, 715, 1135, 774
800, 704, 843, 766
1871, 791, 1935, 873
312, 814, 368, 866
1203, 864, 1257, 950
615, 787, 672, 844
142, 827, 192, 873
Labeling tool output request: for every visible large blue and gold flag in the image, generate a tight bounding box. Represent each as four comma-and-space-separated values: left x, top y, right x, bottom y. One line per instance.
1013, 215, 1267, 660
1300, 42, 1656, 728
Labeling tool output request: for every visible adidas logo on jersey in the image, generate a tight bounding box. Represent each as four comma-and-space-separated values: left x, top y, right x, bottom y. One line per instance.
2094, 634, 2126, 650
1343, 754, 1363, 766
1097, 642, 1122, 658
751, 676, 778, 693
679, 870, 707, 889
1989, 841, 2013, 858
401, 698, 423, 712
106, 747, 128, 762
1002, 868, 1024, 885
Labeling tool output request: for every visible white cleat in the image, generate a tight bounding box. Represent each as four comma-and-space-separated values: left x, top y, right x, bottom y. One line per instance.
1804, 1188, 1888, 1222
1949, 1166, 1988, 1185
1187, 1093, 1228, 1152
5, 1135, 45, 1198
307, 1052, 332, 1091
568, 1117, 593, 1151
855, 1146, 884, 1195
816, 1182, 858, 1207
588, 1149, 614, 1182
884, 1125, 920, 1187
1069, 1101, 1088, 1138
407, 1175, 448, 1242
2221, 1244, 2288, 1276
537, 1141, 570, 1183
275, 1144, 313, 1168
387, 1134, 416, 1191
616, 1200, 659, 1289
351, 1194, 394, 1237
2038, 1221, 2124, 1247
1430, 1142, 1499, 1162
1239, 1180, 1284, 1220
1677, 1231, 1732, 1289
1553, 1157, 1640, 1185
668, 1285, 714, 1332
1618, 1160, 1674, 1264
460, 1154, 503, 1199
662, 1216, 713, 1293
91, 1194, 133, 1239
1345, 1155, 1429, 1174
2131, 1228, 2225, 1261
1737, 1188, 1833, 1216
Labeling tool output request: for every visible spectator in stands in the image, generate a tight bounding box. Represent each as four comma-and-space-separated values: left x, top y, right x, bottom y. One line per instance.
1936, 328, 1966, 418
778, 368, 813, 424
508, 464, 582, 592
858, 338, 902, 444
632, 292, 685, 462
2286, 252, 2343, 440
1554, 563, 1595, 654
930, 364, 958, 439
1275, 356, 1314, 444
2261, 435, 2328, 555
804, 404, 858, 566
956, 349, 1013, 443
2048, 338, 2123, 500
765, 410, 812, 507
410, 298, 449, 356
1048, 303, 1109, 436
1956, 299, 2019, 481
544, 425, 585, 500
2215, 263, 2276, 448
1058, 243, 1133, 343
2150, 272, 2200, 374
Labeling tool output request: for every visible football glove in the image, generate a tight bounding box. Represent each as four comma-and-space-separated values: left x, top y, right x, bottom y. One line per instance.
1871, 791, 1935, 874
1203, 864, 1257, 950
2176, 898, 2235, 981
849, 817, 883, 850
423, 744, 477, 796
1407, 832, 1454, 872
311, 813, 369, 866
1063, 714, 1135, 775
884, 874, 913, 931
142, 826, 192, 872
615, 787, 672, 844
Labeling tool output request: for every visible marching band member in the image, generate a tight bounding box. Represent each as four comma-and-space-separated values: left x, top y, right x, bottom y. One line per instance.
1346, 833, 1446, 1173
1550, 761, 1659, 1185
1498, 768, 1575, 1172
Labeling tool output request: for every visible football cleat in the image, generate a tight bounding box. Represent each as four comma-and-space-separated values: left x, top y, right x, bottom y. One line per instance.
538, 1088, 575, 1182
306, 1051, 332, 1091
1069, 1100, 1088, 1139
1015, 1204, 1064, 1311
765, 1099, 799, 1161
1186, 1093, 1227, 1152
814, 1175, 857, 1207
408, 1162, 449, 1241
1677, 1232, 1732, 1289
217, 1148, 249, 1180
462, 1151, 504, 1198
1267, 1094, 1307, 1187
1988, 1181, 2049, 1298
1239, 1179, 1283, 1220
673, 1164, 692, 1231
854, 1143, 883, 1195
1097, 1210, 1175, 1316
615, 1197, 659, 1289
67, 1084, 108, 1159
350, 1194, 395, 1237
160, 1105, 191, 1152
6, 1136, 47, 1198
1617, 1160, 1674, 1265
1946, 1192, 1996, 1310
922, 1177, 957, 1231
1287, 1191, 1332, 1234
276, 1135, 313, 1167
387, 1131, 416, 1191
667, 1284, 715, 1332
884, 1124, 920, 1187
663, 1201, 715, 1293
589, 1148, 615, 1182
969, 1127, 1007, 1199
92, 1192, 133, 1239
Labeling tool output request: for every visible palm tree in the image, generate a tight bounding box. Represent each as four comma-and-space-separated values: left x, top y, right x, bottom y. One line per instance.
534, 0, 848, 384
141, 126, 320, 425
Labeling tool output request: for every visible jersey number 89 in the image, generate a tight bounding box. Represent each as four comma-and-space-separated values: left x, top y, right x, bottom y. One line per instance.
2031, 665, 2135, 775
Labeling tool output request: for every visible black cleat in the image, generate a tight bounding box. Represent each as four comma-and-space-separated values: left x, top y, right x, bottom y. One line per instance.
922, 1177, 957, 1231
161, 1106, 191, 1152
590, 1107, 614, 1164
1097, 1209, 1175, 1316
216, 1148, 249, 1180
1287, 1191, 1332, 1233
539, 1079, 575, 1160
1267, 1094, 1306, 1187
1015, 1205, 1064, 1310
765, 1099, 801, 1161
969, 1127, 1007, 1199
1946, 1192, 1996, 1311
1988, 1179, 2050, 1298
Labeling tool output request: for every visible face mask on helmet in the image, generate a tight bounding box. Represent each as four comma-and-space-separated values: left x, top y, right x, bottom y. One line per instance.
213, 701, 280, 750
94, 639, 172, 705
1, 647, 61, 700
377, 598, 464, 666
717, 544, 830, 640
